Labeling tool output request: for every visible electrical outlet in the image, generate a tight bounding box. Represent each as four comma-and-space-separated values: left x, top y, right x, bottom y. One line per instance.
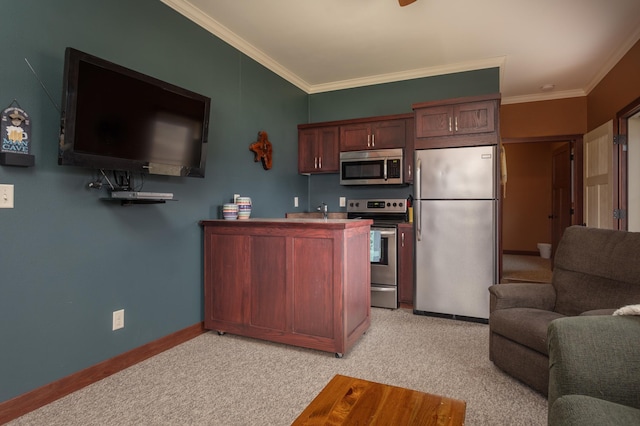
339, 197, 346, 207
112, 309, 124, 331
294, 196, 299, 207
0, 184, 14, 209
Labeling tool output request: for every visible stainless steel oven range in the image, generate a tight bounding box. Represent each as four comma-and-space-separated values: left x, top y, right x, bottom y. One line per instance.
347, 198, 408, 309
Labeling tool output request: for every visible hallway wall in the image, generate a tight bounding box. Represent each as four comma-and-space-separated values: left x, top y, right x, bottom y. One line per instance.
502, 142, 554, 252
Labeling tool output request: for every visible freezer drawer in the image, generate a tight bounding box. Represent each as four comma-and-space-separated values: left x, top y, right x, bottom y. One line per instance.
371, 285, 398, 309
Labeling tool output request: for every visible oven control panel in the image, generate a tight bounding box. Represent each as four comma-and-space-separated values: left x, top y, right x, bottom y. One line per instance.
347, 198, 407, 214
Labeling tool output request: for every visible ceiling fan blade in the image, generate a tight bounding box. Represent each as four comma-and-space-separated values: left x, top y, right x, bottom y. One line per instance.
398, 0, 417, 6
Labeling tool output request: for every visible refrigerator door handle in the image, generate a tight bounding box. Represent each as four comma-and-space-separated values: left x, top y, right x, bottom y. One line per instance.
415, 157, 421, 241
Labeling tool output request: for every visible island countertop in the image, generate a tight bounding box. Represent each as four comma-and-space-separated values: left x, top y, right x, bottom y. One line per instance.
200, 217, 372, 357
199, 218, 373, 229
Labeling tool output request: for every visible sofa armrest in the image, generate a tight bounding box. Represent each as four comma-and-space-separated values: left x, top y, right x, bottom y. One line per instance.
488, 283, 556, 312
548, 315, 640, 410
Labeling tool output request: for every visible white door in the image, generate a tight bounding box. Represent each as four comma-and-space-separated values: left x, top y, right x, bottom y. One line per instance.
628, 112, 640, 231
584, 120, 614, 229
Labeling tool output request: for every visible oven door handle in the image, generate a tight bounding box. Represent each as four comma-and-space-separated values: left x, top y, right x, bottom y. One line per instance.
373, 229, 396, 237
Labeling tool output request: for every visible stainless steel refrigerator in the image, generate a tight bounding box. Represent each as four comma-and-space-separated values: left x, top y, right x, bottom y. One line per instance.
414, 145, 498, 322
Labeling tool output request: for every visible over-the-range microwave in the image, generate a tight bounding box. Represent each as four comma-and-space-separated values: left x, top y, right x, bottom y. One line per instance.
340, 148, 403, 185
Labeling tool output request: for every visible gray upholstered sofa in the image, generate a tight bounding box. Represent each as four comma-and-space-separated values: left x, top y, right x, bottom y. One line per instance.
488, 225, 640, 395
547, 315, 640, 425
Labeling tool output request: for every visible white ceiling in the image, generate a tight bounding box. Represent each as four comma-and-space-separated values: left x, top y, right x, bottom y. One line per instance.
162, 0, 640, 104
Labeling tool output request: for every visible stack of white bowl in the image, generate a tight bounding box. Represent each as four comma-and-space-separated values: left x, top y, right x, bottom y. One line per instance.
222, 203, 238, 220
236, 197, 252, 220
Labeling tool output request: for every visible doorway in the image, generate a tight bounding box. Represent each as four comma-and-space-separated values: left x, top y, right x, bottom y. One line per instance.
500, 136, 583, 281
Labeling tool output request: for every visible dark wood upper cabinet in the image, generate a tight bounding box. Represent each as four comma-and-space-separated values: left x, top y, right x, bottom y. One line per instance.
413, 94, 500, 149
298, 126, 339, 174
340, 119, 407, 151
298, 113, 413, 178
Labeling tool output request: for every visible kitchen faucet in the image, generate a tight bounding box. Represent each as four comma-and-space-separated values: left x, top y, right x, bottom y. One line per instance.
317, 202, 328, 219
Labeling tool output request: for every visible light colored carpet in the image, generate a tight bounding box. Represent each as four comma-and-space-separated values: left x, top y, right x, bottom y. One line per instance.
8, 308, 546, 425
502, 254, 552, 283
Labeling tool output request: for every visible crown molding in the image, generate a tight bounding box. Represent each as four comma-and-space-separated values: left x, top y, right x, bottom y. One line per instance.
307, 57, 506, 94
501, 89, 586, 105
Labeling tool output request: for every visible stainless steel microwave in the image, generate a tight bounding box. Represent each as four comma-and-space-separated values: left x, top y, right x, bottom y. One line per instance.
340, 148, 404, 185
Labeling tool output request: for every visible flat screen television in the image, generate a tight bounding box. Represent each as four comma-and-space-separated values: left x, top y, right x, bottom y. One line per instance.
59, 47, 210, 178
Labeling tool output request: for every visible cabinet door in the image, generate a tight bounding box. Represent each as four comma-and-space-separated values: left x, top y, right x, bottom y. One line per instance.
372, 120, 406, 149
292, 237, 335, 338
317, 126, 339, 172
298, 127, 339, 173
415, 105, 453, 138
298, 129, 319, 173
340, 123, 372, 151
453, 101, 495, 135
397, 223, 414, 306
204, 233, 249, 328
250, 235, 287, 331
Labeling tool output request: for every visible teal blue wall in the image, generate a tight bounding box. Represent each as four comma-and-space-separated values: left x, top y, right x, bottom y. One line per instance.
0, 0, 308, 402
0, 0, 499, 404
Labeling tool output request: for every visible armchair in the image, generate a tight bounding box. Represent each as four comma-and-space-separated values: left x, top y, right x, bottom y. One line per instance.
488, 225, 640, 395
547, 315, 640, 425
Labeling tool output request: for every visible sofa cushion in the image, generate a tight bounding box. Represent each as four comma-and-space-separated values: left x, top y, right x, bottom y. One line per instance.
552, 226, 640, 316
553, 269, 640, 316
549, 395, 640, 426
490, 308, 565, 354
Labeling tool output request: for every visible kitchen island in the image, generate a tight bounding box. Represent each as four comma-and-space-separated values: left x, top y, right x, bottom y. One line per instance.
199, 218, 372, 357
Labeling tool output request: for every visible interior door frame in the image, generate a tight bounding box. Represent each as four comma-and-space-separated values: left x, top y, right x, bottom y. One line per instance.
616, 94, 640, 230
551, 142, 573, 258
501, 134, 584, 227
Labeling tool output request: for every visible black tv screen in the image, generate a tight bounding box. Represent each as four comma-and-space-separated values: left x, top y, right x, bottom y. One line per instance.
59, 47, 210, 177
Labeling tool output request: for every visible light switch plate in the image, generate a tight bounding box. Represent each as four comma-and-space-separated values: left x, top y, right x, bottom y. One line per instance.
0, 184, 14, 208
112, 309, 124, 331
339, 197, 346, 207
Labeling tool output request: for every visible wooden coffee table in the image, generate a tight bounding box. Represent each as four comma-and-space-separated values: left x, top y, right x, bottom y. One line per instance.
292, 374, 466, 425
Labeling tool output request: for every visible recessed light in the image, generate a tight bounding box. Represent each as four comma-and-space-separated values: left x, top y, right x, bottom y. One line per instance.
540, 84, 555, 91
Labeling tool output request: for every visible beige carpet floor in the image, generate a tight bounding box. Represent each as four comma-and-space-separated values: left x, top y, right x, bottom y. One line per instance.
8, 308, 547, 425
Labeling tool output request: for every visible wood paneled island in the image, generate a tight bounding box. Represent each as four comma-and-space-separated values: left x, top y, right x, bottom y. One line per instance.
199, 218, 372, 357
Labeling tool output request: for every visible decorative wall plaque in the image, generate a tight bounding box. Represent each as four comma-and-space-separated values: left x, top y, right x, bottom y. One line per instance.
0, 100, 35, 166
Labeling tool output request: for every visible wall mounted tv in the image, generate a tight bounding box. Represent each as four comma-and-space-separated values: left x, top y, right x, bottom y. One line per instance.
59, 47, 210, 178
